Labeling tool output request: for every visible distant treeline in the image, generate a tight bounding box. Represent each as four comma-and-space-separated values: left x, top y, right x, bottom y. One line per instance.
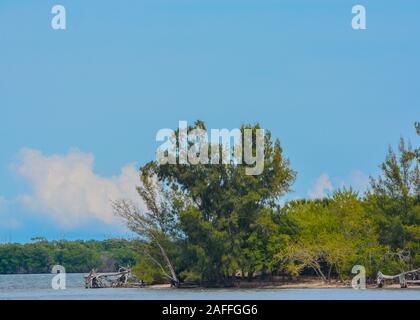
0, 239, 139, 274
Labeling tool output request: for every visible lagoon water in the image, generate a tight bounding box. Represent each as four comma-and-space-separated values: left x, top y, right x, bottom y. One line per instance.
0, 273, 419, 300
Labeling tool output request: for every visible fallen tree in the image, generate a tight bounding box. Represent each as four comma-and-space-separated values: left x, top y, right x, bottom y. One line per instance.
84, 267, 132, 288
377, 268, 420, 288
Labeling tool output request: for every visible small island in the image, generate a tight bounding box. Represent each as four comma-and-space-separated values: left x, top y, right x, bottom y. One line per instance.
1, 122, 419, 293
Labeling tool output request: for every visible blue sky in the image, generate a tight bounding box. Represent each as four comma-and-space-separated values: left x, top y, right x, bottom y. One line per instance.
0, 0, 418, 242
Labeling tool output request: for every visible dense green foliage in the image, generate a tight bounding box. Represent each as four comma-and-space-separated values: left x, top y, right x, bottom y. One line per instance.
0, 239, 138, 274
119, 121, 419, 284
1, 121, 418, 284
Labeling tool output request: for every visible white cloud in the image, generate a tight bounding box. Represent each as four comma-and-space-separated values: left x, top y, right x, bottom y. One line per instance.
308, 173, 333, 199
13, 148, 141, 228
308, 170, 369, 200
340, 170, 370, 194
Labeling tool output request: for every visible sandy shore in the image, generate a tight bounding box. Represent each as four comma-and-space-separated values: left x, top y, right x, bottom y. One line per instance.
146, 278, 420, 290
145, 277, 350, 289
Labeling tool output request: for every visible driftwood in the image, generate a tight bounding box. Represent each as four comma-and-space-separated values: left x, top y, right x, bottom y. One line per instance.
84, 267, 132, 288
377, 268, 420, 288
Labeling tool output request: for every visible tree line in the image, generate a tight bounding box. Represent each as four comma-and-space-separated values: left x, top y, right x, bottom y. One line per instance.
113, 121, 419, 285
0, 239, 138, 274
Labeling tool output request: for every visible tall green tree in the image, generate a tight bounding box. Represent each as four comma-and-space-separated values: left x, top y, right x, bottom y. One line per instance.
366, 130, 420, 269
143, 121, 296, 282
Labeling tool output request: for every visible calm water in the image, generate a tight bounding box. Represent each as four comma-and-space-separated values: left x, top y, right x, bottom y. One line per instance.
0, 273, 419, 300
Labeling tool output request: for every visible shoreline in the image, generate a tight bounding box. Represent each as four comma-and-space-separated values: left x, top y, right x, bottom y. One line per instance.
146, 279, 420, 290
2, 273, 418, 290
